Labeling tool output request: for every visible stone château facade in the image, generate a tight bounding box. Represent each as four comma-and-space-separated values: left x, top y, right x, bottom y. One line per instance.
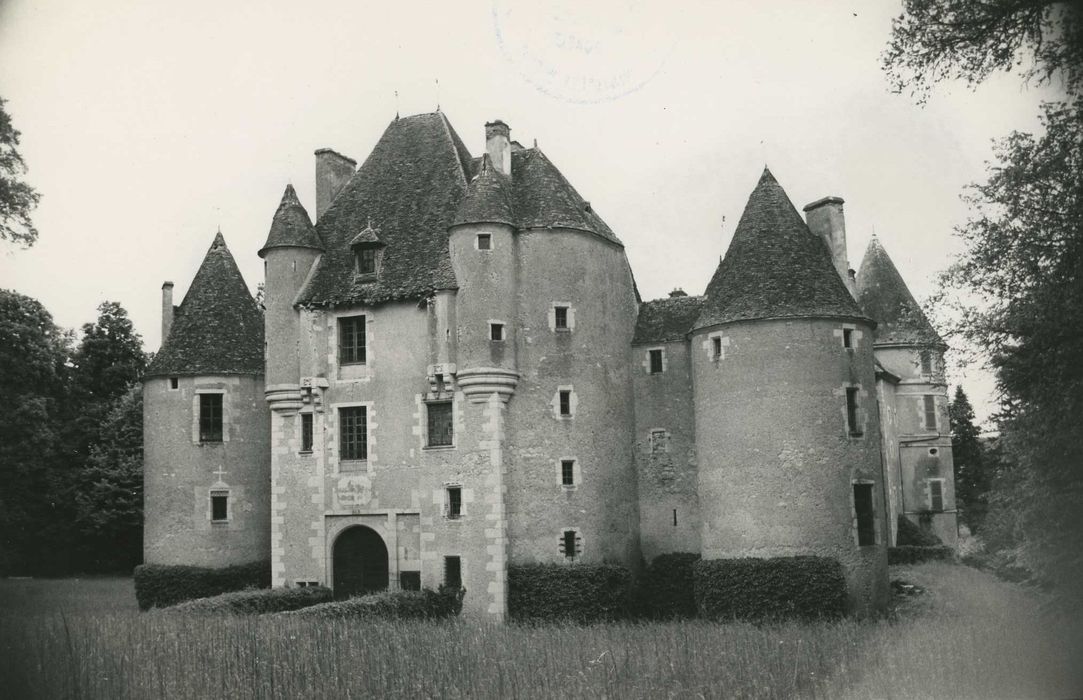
143, 112, 958, 619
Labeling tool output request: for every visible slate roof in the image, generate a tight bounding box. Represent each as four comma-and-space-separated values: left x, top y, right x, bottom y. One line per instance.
258, 184, 322, 256
694, 168, 868, 330
146, 232, 264, 377
297, 112, 622, 307
633, 295, 706, 344
856, 237, 944, 346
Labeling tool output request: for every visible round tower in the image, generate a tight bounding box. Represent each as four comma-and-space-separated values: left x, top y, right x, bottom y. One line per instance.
692, 169, 888, 615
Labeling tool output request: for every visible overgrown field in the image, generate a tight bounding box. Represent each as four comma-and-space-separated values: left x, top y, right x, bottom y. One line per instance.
0, 564, 1080, 699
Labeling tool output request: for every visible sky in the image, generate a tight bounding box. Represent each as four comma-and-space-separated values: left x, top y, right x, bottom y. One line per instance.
0, 0, 1066, 424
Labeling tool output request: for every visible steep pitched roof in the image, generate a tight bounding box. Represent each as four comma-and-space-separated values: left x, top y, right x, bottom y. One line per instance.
297, 113, 470, 306
452, 154, 516, 226
258, 184, 321, 256
695, 168, 867, 330
146, 232, 264, 377
856, 237, 944, 346
511, 149, 620, 244
634, 295, 706, 344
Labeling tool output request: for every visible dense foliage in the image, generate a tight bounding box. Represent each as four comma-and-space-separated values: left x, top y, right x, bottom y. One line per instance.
162, 586, 332, 615
287, 586, 464, 620
639, 552, 700, 619
949, 386, 990, 529
133, 560, 271, 610
508, 563, 632, 623
888, 546, 955, 565
693, 557, 847, 622
0, 97, 40, 247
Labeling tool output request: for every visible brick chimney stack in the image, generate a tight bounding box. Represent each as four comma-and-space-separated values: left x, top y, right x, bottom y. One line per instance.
802, 196, 855, 296
314, 148, 357, 221
485, 120, 511, 176
161, 281, 174, 346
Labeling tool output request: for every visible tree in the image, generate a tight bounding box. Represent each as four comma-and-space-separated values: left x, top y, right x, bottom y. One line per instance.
883, 0, 1083, 100
74, 384, 144, 572
948, 386, 989, 530
0, 97, 41, 247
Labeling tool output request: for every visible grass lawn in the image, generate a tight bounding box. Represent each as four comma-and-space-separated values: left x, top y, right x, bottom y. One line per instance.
0, 563, 1079, 699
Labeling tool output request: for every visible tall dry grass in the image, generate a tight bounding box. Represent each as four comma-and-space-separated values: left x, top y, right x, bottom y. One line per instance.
0, 564, 1079, 699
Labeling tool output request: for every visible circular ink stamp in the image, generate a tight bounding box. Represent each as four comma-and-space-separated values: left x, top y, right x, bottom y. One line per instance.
492, 1, 675, 104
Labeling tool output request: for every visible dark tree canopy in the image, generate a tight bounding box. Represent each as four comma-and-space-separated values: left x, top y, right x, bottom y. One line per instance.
0, 97, 40, 247
948, 386, 989, 530
883, 0, 1083, 99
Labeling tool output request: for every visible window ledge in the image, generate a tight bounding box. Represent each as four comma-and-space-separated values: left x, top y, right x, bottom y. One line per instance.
561, 484, 578, 492
298, 450, 313, 455
848, 432, 865, 439
423, 444, 456, 451
339, 459, 368, 470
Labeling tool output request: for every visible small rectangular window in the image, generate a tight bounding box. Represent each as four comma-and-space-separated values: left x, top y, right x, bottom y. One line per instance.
558, 390, 571, 417
929, 479, 944, 512
650, 429, 668, 454
853, 483, 875, 546
649, 349, 663, 374
300, 413, 313, 452
554, 306, 569, 330
920, 351, 933, 374
338, 316, 367, 365
427, 401, 454, 447
211, 492, 228, 522
561, 530, 578, 559
843, 328, 854, 349
199, 394, 223, 443
712, 336, 722, 360
169, 377, 179, 390
477, 233, 491, 250
561, 460, 575, 486
923, 395, 937, 431
357, 248, 376, 275
399, 571, 421, 591
446, 486, 462, 519
490, 322, 505, 341
339, 406, 367, 460
846, 388, 862, 436
444, 556, 462, 589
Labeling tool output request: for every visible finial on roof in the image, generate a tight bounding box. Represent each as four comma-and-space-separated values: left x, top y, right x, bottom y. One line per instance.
435, 78, 440, 112
394, 90, 399, 120
533, 138, 538, 148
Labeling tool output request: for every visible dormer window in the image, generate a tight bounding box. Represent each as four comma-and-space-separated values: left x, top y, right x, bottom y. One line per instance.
350, 221, 384, 280
357, 247, 377, 275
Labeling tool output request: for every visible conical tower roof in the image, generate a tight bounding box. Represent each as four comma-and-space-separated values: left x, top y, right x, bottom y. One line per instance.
258, 184, 322, 257
146, 232, 264, 377
451, 154, 516, 226
856, 237, 944, 346
695, 168, 867, 330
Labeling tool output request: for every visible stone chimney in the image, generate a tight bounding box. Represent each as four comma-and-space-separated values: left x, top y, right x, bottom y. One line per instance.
161, 281, 174, 345
314, 148, 357, 221
668, 288, 688, 298
485, 120, 511, 176
802, 196, 855, 296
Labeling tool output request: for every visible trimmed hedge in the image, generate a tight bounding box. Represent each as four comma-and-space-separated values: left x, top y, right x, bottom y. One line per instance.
896, 515, 943, 546
888, 545, 954, 565
286, 586, 464, 620
694, 556, 847, 622
133, 560, 271, 611
162, 586, 332, 614
508, 563, 632, 623
640, 553, 701, 619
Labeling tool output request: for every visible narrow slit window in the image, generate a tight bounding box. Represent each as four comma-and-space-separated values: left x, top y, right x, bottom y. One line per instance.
649, 349, 663, 374
339, 406, 367, 460
427, 401, 454, 447
853, 483, 875, 546
928, 479, 944, 512
444, 556, 462, 589
554, 306, 569, 330
199, 394, 223, 443
561, 530, 578, 559
846, 388, 862, 437
672, 509, 678, 527
169, 377, 179, 390
446, 486, 462, 519
923, 395, 937, 431
561, 459, 575, 486
300, 413, 313, 452
558, 390, 571, 417
490, 322, 505, 341
210, 491, 229, 522
650, 429, 668, 454
920, 351, 933, 375
338, 316, 367, 365
712, 336, 722, 360
843, 328, 854, 349
477, 233, 491, 250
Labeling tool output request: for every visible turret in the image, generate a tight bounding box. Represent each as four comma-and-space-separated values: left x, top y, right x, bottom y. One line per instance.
259, 184, 322, 413
691, 169, 888, 615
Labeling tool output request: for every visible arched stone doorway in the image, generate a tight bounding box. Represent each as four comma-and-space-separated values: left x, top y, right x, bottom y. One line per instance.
332, 525, 389, 599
